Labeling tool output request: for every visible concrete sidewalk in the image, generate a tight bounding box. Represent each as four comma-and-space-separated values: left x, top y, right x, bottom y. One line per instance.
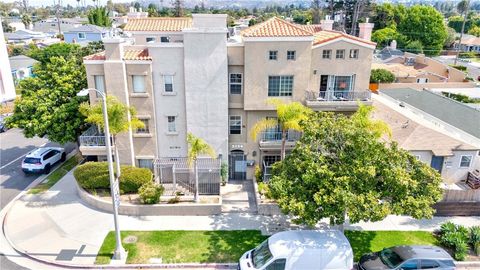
3, 172, 480, 267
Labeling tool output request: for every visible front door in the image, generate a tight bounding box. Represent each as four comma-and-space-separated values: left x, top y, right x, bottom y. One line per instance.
430, 156, 444, 173
229, 150, 246, 180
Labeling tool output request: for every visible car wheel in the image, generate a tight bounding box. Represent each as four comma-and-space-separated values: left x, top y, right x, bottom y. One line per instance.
44, 164, 51, 174
60, 153, 66, 162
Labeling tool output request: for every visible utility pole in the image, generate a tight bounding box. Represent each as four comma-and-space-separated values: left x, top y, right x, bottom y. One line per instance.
454, 0, 470, 66
350, 0, 363, 35
54, 0, 62, 37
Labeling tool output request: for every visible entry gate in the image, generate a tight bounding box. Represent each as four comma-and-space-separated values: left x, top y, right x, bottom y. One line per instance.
229, 150, 246, 180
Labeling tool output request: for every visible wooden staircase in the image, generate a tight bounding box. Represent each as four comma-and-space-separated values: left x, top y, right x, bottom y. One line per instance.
434, 202, 480, 216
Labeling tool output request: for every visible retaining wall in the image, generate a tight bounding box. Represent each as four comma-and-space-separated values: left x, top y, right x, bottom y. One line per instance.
252, 178, 282, 216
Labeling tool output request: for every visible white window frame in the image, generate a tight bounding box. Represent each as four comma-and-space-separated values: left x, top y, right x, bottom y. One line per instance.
167, 116, 176, 133
132, 75, 146, 93
416, 78, 429, 83
268, 75, 294, 97
137, 158, 154, 171
163, 75, 174, 93
415, 155, 421, 160
459, 155, 472, 168
349, 49, 359, 59
146, 37, 156, 43
336, 49, 345, 59
322, 50, 331, 59
269, 50, 278, 60
78, 32, 86, 39
94, 75, 105, 98
229, 73, 242, 95
287, 50, 296, 60
136, 119, 150, 134
229, 115, 242, 135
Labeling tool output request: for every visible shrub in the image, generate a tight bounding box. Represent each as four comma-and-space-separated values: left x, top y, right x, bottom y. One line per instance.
254, 165, 263, 182
258, 182, 270, 198
167, 196, 180, 204
74, 162, 153, 193
220, 162, 228, 186
138, 181, 164, 204
459, 51, 477, 58
470, 226, 480, 255
370, 69, 396, 83
439, 222, 470, 261
450, 64, 467, 71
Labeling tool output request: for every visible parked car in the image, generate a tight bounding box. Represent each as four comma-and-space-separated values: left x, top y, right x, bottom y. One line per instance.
0, 115, 7, 133
358, 245, 455, 270
238, 230, 354, 270
21, 147, 66, 174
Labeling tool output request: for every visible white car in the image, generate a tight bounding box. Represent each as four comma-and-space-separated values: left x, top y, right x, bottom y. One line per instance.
22, 147, 66, 174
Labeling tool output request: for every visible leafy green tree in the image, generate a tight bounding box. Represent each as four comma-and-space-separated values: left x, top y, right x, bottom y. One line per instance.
268, 106, 443, 227
173, 0, 184, 17
371, 27, 402, 48
250, 99, 311, 160
468, 25, 480, 37
20, 13, 31, 28
6, 57, 87, 144
445, 27, 457, 48
28, 43, 82, 65
404, 40, 424, 54
187, 133, 216, 165
398, 5, 447, 56
370, 69, 396, 83
371, 3, 396, 30
88, 6, 112, 27
2, 20, 14, 32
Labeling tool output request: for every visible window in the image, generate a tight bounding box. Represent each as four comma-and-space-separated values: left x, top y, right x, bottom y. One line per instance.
415, 155, 421, 160
229, 116, 241, 135
163, 75, 174, 92
160, 36, 170, 43
94, 75, 105, 98
401, 260, 419, 270
349, 49, 359, 59
42, 151, 54, 160
460, 155, 472, 168
252, 240, 273, 268
167, 116, 176, 132
334, 76, 352, 91
322, 50, 331, 59
287, 50, 296, 60
265, 259, 286, 270
136, 119, 149, 134
269, 50, 278, 60
420, 260, 440, 269
146, 37, 155, 43
132, 75, 146, 93
268, 76, 294, 96
229, 74, 242, 94
138, 159, 153, 171
336, 49, 345, 59
78, 32, 86, 39
264, 156, 281, 166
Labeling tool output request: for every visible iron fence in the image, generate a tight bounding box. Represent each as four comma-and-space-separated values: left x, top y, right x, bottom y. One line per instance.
79, 126, 106, 146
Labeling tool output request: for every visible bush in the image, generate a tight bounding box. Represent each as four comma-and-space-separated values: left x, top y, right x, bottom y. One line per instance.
74, 162, 152, 193
254, 165, 263, 182
450, 64, 467, 71
258, 182, 270, 198
167, 195, 180, 204
459, 51, 477, 58
404, 40, 424, 54
220, 162, 228, 186
439, 222, 470, 261
370, 69, 396, 83
470, 226, 480, 255
138, 181, 164, 204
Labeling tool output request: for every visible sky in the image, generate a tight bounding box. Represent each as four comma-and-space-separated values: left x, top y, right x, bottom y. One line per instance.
3, 0, 133, 7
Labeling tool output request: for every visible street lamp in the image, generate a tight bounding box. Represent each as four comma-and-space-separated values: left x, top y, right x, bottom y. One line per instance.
77, 88, 126, 260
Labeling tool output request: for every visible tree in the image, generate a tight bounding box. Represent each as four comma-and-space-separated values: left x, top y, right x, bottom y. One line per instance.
371, 3, 396, 30
172, 0, 184, 17
458, 0, 470, 15
88, 6, 112, 27
397, 5, 447, 56
311, 0, 321, 24
268, 106, 443, 227
6, 57, 87, 144
468, 25, 480, 37
445, 27, 457, 48
370, 69, 396, 83
187, 133, 216, 202
2, 20, 14, 32
80, 96, 144, 177
248, 18, 257, 26
250, 99, 311, 160
371, 27, 402, 48
404, 40, 424, 54
20, 13, 31, 29
148, 3, 158, 17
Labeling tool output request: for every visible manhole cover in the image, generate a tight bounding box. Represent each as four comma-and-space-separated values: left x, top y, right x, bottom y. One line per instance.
123, 235, 138, 244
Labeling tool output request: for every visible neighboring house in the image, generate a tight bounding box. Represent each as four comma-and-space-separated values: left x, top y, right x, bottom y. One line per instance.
4, 29, 50, 45
454, 34, 480, 53
64, 24, 113, 44
33, 17, 87, 36
81, 14, 376, 180
372, 99, 479, 183
0, 19, 16, 103
9, 55, 38, 85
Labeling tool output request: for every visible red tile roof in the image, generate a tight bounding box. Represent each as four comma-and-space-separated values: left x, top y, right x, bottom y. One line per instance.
124, 17, 192, 32
313, 30, 376, 46
241, 17, 313, 37
297, 24, 323, 34
83, 49, 152, 61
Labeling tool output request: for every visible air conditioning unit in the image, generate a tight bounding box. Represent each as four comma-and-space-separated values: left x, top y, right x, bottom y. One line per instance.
405, 57, 415, 66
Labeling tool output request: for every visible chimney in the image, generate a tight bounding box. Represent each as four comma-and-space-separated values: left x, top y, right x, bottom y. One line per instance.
358, 18, 374, 41
103, 38, 125, 61
129, 6, 134, 13
320, 15, 334, 31
390, 40, 397, 50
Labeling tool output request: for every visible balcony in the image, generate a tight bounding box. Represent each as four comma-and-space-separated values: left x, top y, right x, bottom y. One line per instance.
258, 130, 302, 150
79, 126, 110, 156
305, 90, 372, 111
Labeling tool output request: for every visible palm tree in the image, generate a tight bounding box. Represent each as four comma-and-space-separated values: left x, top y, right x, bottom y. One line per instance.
80, 96, 144, 179
250, 99, 311, 160
187, 133, 216, 202
20, 14, 31, 29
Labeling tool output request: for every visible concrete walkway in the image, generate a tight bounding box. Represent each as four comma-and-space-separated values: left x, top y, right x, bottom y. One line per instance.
3, 172, 480, 267
221, 180, 257, 213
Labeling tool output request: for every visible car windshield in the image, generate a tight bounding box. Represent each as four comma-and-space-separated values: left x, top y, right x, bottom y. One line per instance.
379, 248, 404, 268
252, 240, 273, 268
24, 158, 41, 164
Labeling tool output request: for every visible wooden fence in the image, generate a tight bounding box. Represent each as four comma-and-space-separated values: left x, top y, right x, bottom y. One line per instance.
442, 189, 480, 202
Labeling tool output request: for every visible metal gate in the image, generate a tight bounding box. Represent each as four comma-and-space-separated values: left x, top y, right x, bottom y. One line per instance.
229, 150, 246, 180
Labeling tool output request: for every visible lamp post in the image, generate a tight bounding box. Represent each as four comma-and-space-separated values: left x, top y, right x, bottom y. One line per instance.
77, 88, 126, 260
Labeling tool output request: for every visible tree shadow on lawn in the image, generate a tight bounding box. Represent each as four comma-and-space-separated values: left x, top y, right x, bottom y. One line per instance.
202, 230, 268, 263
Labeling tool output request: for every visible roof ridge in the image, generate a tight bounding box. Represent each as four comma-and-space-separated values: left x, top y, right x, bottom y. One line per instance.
275, 17, 313, 35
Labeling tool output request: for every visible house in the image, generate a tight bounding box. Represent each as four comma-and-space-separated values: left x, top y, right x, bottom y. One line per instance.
33, 17, 87, 36
80, 14, 376, 180
4, 29, 50, 45
0, 19, 16, 103
9, 55, 38, 85
64, 24, 113, 45
372, 98, 479, 183
454, 34, 480, 53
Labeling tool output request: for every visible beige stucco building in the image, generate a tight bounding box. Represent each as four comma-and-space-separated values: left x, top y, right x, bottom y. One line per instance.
81, 14, 376, 180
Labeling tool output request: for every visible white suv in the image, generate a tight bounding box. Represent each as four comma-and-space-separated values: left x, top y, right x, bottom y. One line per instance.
22, 147, 66, 174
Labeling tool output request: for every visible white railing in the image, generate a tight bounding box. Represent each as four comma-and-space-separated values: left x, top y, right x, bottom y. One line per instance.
259, 130, 302, 142
305, 90, 371, 102
79, 126, 106, 147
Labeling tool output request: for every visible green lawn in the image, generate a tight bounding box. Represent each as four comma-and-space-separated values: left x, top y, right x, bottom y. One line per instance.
345, 230, 439, 261
96, 230, 268, 265
28, 154, 81, 194
96, 230, 439, 264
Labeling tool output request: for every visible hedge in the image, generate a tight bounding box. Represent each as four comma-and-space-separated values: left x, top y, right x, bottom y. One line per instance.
74, 162, 152, 193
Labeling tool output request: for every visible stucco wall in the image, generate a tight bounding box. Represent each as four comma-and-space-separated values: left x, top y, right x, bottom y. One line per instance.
64, 32, 103, 43
129, 32, 184, 45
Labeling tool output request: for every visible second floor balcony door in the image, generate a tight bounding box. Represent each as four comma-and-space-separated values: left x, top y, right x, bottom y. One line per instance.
319, 75, 356, 100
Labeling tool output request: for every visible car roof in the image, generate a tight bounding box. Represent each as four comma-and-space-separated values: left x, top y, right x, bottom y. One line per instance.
392, 246, 453, 260
26, 147, 60, 158
268, 230, 352, 258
